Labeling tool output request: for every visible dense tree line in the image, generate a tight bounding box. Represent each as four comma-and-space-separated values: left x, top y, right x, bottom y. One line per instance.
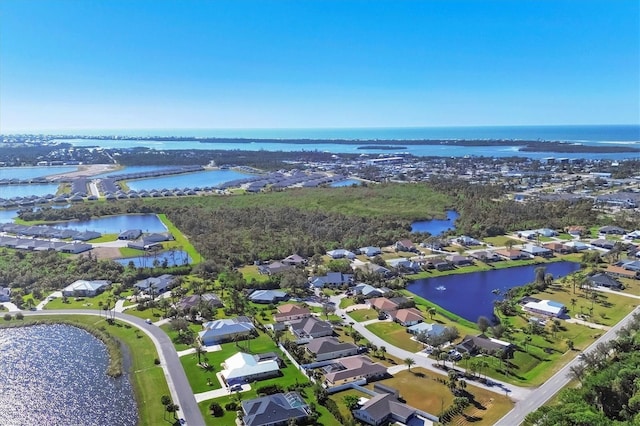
525, 312, 640, 425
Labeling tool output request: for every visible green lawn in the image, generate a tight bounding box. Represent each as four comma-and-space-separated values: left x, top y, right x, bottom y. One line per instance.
12, 315, 169, 426
365, 321, 423, 352
339, 297, 355, 309
160, 322, 203, 351
157, 213, 202, 264
347, 308, 378, 322
87, 233, 119, 243
555, 233, 574, 241
237, 265, 270, 283
44, 289, 133, 310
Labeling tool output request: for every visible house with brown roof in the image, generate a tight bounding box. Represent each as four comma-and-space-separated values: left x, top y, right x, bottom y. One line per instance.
353, 393, 438, 426
394, 239, 417, 253
323, 355, 387, 386
306, 337, 359, 361
494, 249, 528, 261
368, 297, 399, 313
543, 242, 571, 254
389, 308, 424, 327
445, 254, 473, 266
273, 304, 311, 322
606, 265, 639, 279
566, 225, 586, 236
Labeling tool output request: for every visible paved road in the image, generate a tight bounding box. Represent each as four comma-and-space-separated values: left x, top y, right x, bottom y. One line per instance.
24, 309, 204, 426
494, 305, 640, 426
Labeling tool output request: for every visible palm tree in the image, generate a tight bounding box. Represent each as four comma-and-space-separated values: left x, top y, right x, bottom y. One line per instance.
351, 330, 362, 344
404, 357, 415, 372
193, 343, 206, 365
427, 307, 436, 320
379, 346, 386, 360
570, 298, 577, 312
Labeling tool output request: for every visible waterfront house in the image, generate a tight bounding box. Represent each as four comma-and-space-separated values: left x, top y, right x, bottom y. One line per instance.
199, 316, 255, 346
494, 249, 528, 261
221, 352, 280, 385
248, 289, 288, 304
323, 355, 387, 386
290, 316, 333, 340
134, 274, 176, 295
586, 273, 623, 290
470, 250, 500, 262
523, 299, 566, 317
306, 337, 359, 361
521, 244, 553, 258
456, 334, 514, 357
445, 254, 474, 266
353, 392, 438, 426
564, 240, 589, 251
118, 229, 142, 240
273, 304, 311, 322
386, 258, 422, 273
389, 308, 424, 327
407, 322, 446, 337
241, 392, 309, 426
62, 279, 110, 297
543, 242, 571, 254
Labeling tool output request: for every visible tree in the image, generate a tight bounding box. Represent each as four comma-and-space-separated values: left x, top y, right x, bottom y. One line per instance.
194, 343, 206, 365
477, 316, 491, 333
379, 346, 386, 360
351, 330, 362, 344
343, 394, 360, 410
427, 307, 437, 320
566, 339, 575, 351
404, 357, 416, 372
209, 401, 224, 417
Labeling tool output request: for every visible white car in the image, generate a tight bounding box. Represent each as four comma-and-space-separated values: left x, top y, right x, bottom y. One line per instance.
145, 318, 152, 324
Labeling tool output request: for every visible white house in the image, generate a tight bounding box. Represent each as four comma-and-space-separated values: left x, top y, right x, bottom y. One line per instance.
221, 352, 280, 385
62, 280, 110, 297
523, 299, 566, 317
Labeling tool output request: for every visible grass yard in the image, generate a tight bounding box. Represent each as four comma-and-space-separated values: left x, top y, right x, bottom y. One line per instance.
555, 233, 575, 241
619, 278, 640, 297
157, 213, 202, 264
365, 368, 513, 425
329, 388, 372, 419
160, 322, 203, 351
365, 321, 423, 352
339, 297, 355, 309
347, 308, 378, 322
237, 265, 271, 283
44, 289, 133, 310
13, 314, 170, 426
87, 233, 119, 243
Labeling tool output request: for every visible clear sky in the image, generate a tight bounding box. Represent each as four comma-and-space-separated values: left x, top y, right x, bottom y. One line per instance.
0, 0, 638, 131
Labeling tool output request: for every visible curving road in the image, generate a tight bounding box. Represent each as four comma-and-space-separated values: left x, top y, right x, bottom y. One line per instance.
23, 309, 204, 426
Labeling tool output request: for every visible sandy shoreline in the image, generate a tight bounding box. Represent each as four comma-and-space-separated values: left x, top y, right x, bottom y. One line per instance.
47, 164, 120, 181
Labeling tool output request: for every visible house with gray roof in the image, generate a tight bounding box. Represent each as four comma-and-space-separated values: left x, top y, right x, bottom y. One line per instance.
521, 244, 553, 258
257, 261, 292, 275
407, 322, 446, 337
327, 249, 356, 259
456, 334, 514, 357
0, 286, 11, 302
353, 393, 438, 426
177, 293, 223, 311
353, 283, 388, 298
59, 242, 92, 254
118, 229, 143, 240
306, 337, 359, 361
310, 272, 353, 288
586, 273, 623, 290
241, 392, 309, 426
281, 254, 306, 266
199, 316, 255, 346
134, 274, 176, 295
248, 289, 288, 304
359, 246, 382, 257
62, 280, 110, 297
289, 316, 333, 340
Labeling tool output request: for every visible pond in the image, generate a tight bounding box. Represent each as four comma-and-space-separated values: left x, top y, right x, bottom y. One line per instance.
51, 214, 167, 234
0, 166, 77, 180
407, 261, 582, 323
330, 179, 361, 187
0, 184, 60, 199
411, 210, 459, 235
0, 324, 137, 426
117, 250, 192, 268
126, 169, 250, 191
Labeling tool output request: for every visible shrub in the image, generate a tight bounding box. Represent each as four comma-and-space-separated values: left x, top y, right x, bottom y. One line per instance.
3, 313, 12, 321
154, 358, 161, 365
15, 312, 24, 320
256, 384, 283, 395
209, 402, 224, 417
224, 401, 238, 411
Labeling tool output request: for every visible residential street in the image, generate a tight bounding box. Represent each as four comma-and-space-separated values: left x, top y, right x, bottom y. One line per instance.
24, 309, 204, 426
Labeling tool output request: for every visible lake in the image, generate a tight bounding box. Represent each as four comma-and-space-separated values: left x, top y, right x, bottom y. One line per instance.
0, 184, 60, 199
407, 261, 582, 323
0, 324, 137, 426
51, 214, 167, 234
117, 250, 192, 268
126, 169, 250, 191
331, 179, 361, 187
411, 210, 459, 235
0, 166, 77, 180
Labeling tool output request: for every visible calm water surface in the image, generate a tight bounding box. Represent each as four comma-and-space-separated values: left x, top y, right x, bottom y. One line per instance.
0, 184, 59, 198
50, 214, 167, 234
0, 324, 137, 426
127, 169, 250, 191
408, 261, 581, 322
0, 166, 77, 180
411, 210, 459, 235
330, 179, 361, 187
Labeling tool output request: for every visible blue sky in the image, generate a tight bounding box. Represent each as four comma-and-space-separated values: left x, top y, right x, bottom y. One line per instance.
1, 0, 638, 131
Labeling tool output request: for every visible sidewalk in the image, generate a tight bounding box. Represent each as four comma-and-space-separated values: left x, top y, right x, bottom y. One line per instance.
177, 344, 222, 357
194, 382, 250, 402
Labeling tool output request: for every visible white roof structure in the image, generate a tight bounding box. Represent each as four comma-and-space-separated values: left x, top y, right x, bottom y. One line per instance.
221, 352, 279, 381
523, 299, 565, 316
63, 280, 110, 293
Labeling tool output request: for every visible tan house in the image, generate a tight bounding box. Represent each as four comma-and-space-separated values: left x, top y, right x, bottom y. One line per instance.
324, 355, 387, 386
390, 308, 424, 327
368, 297, 399, 313
273, 304, 311, 322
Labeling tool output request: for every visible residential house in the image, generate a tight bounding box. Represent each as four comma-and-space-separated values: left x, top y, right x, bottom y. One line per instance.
390, 308, 424, 327
248, 289, 288, 304
118, 229, 142, 240
494, 249, 528, 261
521, 244, 553, 258
310, 272, 353, 288
523, 299, 566, 317
59, 242, 92, 254
456, 334, 514, 357
394, 239, 417, 253
74, 231, 102, 241
618, 259, 640, 272
134, 274, 176, 295
177, 293, 223, 312
456, 235, 481, 246
353, 283, 387, 298
0, 287, 11, 302
323, 355, 387, 386
326, 249, 356, 259
281, 254, 307, 266
425, 259, 453, 271
599, 225, 626, 235
290, 316, 333, 340
407, 322, 446, 337
359, 246, 382, 257
273, 304, 311, 322
606, 265, 639, 279
586, 273, 623, 290
221, 352, 280, 385
257, 261, 292, 275
62, 280, 110, 297
353, 392, 438, 426
564, 240, 589, 251
306, 337, 359, 361
566, 226, 586, 236
543, 242, 571, 254
368, 297, 399, 313
241, 392, 309, 426
199, 316, 255, 346
352, 261, 393, 277
591, 239, 616, 250
445, 254, 474, 266
470, 250, 500, 262
386, 258, 422, 273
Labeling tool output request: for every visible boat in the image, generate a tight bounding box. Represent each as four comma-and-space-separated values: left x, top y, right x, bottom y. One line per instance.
436, 285, 446, 291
